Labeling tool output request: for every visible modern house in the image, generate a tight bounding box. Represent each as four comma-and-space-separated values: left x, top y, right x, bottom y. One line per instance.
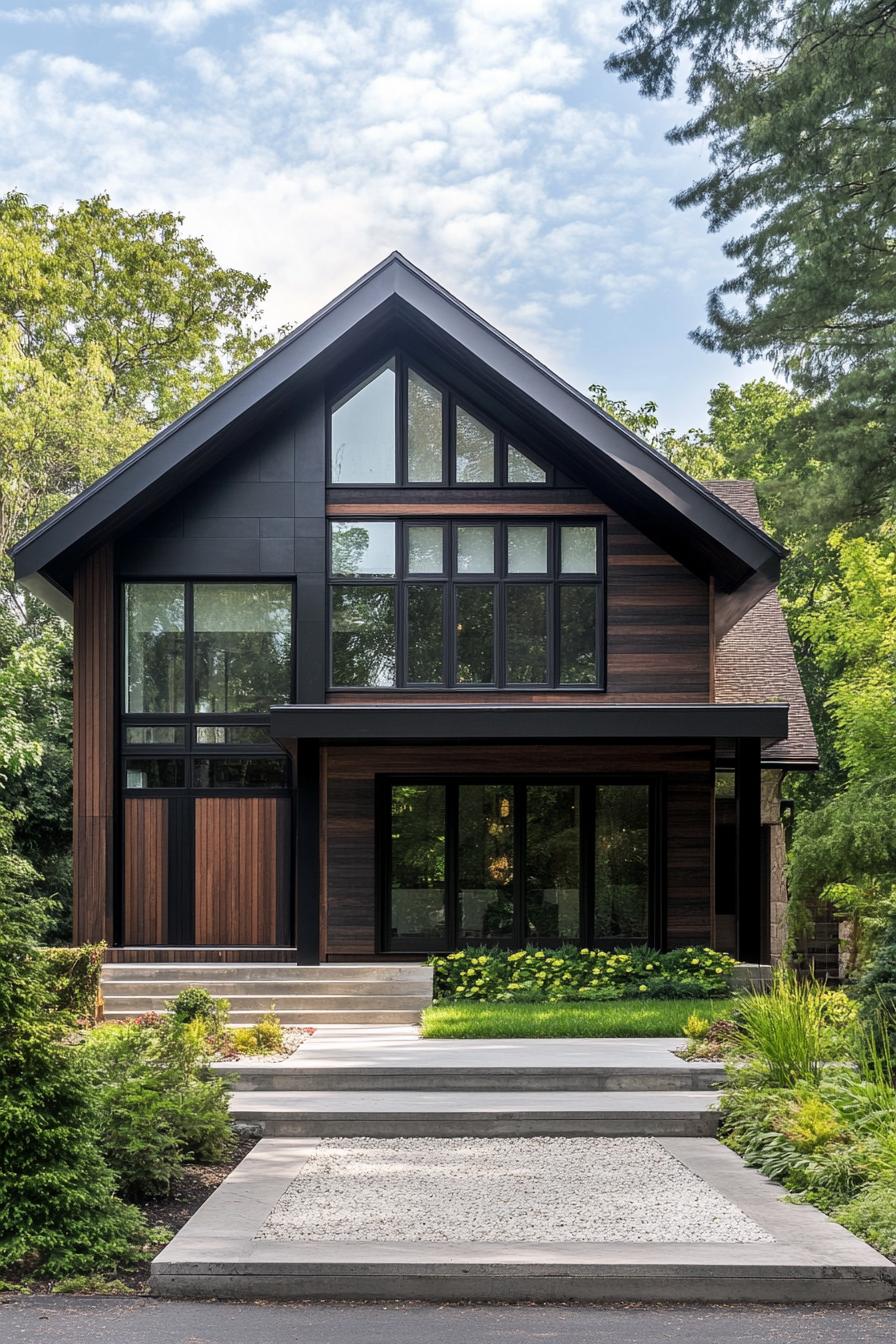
12, 254, 817, 977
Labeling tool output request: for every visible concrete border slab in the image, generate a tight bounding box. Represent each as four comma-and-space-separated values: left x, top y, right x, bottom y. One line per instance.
151, 1138, 896, 1303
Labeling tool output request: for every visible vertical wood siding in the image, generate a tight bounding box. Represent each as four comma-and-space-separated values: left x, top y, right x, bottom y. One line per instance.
665, 775, 714, 946
193, 796, 290, 945
123, 798, 168, 944
72, 544, 115, 945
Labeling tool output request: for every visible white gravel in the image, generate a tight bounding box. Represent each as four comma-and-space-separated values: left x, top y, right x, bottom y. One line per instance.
256, 1137, 773, 1244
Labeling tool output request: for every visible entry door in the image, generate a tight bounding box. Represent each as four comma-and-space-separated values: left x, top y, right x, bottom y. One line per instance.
382, 780, 653, 952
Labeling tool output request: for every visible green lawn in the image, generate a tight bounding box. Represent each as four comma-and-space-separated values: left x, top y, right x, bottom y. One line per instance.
420, 997, 739, 1039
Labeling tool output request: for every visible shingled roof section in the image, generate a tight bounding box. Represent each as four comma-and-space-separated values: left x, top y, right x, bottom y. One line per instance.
702, 480, 819, 768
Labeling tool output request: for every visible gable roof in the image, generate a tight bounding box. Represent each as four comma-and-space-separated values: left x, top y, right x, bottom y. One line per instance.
703, 481, 818, 768
11, 251, 784, 625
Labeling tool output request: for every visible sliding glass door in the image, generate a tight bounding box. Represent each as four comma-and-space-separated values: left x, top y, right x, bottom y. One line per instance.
382, 778, 655, 952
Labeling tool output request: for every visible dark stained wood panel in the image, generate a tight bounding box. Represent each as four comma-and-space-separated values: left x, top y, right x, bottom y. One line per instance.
123, 798, 167, 945
665, 775, 714, 946
72, 544, 115, 945
194, 797, 290, 946
324, 742, 714, 959
104, 947, 297, 963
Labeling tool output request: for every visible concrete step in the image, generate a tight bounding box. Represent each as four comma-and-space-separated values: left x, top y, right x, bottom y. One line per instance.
103, 1008, 425, 1026
103, 963, 433, 983
228, 1089, 720, 1138
102, 979, 430, 997
102, 993, 432, 1014
213, 1061, 726, 1092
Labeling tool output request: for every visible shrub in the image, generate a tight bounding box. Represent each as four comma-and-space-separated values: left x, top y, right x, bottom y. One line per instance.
684, 1013, 711, 1041
43, 943, 105, 1023
428, 946, 736, 1003
231, 1011, 284, 1055
835, 1182, 896, 1257
856, 904, 896, 1058
82, 1015, 234, 1198
0, 862, 151, 1276
169, 985, 218, 1024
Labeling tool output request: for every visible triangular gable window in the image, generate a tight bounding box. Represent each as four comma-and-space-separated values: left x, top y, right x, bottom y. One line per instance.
507, 443, 547, 484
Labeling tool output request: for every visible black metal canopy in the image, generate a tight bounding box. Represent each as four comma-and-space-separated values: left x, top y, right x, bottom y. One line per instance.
11, 253, 783, 630
269, 701, 789, 748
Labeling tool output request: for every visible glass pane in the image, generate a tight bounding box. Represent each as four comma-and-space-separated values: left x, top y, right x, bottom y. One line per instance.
407, 585, 444, 684
458, 784, 515, 944
559, 586, 598, 684
124, 583, 185, 713
525, 784, 580, 943
407, 525, 444, 574
455, 586, 494, 684
407, 370, 443, 482
124, 725, 185, 746
457, 525, 495, 574
595, 785, 651, 943
195, 725, 271, 745
193, 583, 293, 713
389, 784, 446, 948
330, 360, 396, 483
507, 525, 548, 573
331, 585, 395, 686
506, 585, 548, 684
455, 406, 495, 483
125, 758, 184, 789
330, 521, 395, 576
193, 756, 288, 788
561, 525, 598, 573
507, 443, 546, 484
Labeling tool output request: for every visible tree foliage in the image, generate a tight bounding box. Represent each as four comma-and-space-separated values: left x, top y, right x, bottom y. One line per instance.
607, 0, 896, 535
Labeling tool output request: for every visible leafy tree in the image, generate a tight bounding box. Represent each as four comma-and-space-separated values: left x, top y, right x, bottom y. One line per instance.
607, 0, 896, 535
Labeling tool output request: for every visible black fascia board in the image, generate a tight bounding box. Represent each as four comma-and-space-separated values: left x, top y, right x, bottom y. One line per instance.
269, 702, 789, 747
12, 252, 783, 606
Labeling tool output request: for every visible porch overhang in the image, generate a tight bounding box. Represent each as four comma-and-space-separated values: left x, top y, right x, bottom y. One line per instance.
269, 702, 789, 748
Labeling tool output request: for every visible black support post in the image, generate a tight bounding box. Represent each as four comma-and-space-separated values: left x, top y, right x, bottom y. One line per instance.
294, 744, 321, 965
735, 736, 762, 965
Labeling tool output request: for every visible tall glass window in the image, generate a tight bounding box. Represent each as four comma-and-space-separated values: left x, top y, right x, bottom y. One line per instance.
525, 785, 581, 943
457, 784, 515, 944
595, 784, 650, 942
407, 370, 443, 482
330, 359, 397, 484
193, 583, 292, 713
388, 784, 447, 949
124, 583, 185, 713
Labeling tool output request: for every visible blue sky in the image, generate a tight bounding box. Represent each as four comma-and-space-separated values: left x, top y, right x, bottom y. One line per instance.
0, 0, 771, 428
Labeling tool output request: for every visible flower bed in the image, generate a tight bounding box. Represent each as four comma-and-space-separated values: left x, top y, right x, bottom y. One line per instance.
428, 945, 736, 1002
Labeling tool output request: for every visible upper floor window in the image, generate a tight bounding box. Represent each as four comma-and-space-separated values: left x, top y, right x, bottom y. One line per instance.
328, 518, 603, 690
328, 355, 549, 487
124, 581, 293, 715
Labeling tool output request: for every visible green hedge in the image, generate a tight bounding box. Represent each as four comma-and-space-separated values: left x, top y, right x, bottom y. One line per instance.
43, 942, 106, 1022
428, 945, 737, 1002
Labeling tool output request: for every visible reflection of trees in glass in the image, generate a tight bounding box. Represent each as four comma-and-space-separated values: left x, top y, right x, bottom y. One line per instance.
595, 785, 649, 941
125, 583, 185, 712
506, 585, 548, 683
330, 523, 395, 576
193, 584, 292, 712
525, 785, 580, 940
456, 586, 494, 683
331, 586, 395, 687
390, 785, 446, 942
407, 586, 443, 683
455, 407, 494, 482
458, 785, 514, 942
559, 586, 598, 683
407, 372, 443, 482
507, 444, 546, 483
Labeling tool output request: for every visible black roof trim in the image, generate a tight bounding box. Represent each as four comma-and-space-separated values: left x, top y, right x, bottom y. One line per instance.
269, 701, 789, 746
12, 252, 784, 598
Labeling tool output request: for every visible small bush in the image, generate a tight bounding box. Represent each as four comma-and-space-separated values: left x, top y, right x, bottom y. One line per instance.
83, 1016, 234, 1198
231, 1011, 284, 1055
856, 905, 896, 1058
735, 969, 828, 1086
43, 943, 105, 1022
169, 986, 217, 1024
428, 945, 736, 1003
684, 1013, 711, 1041
835, 1182, 896, 1257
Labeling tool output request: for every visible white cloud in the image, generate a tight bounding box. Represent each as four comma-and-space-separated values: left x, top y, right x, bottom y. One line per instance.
0, 0, 724, 377
0, 1, 257, 38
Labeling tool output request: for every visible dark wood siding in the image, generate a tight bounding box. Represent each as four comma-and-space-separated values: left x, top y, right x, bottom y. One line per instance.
73, 544, 115, 945
324, 742, 713, 959
194, 796, 291, 945
123, 798, 167, 945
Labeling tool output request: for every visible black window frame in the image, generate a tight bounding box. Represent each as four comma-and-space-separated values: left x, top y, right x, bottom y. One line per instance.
119, 577, 295, 795
376, 774, 663, 954
326, 351, 555, 489
327, 518, 606, 690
